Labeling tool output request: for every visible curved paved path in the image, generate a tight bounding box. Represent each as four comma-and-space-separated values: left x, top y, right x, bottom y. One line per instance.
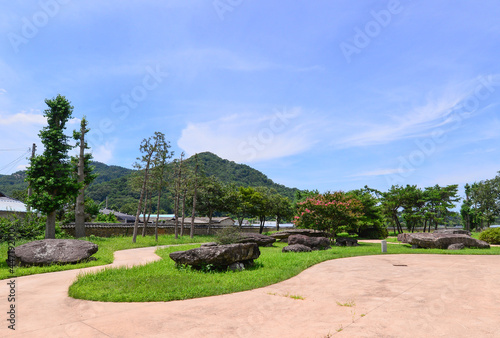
1, 246, 500, 337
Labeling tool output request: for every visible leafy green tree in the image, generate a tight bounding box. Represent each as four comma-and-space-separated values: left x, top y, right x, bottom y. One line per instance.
132, 132, 164, 243
25, 95, 80, 239
348, 189, 387, 238
422, 184, 459, 232
150, 134, 173, 241
196, 177, 227, 233
250, 186, 275, 234
270, 193, 293, 231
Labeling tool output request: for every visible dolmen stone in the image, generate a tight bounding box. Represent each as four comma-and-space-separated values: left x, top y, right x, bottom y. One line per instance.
448, 243, 465, 250
169, 243, 260, 269
201, 242, 219, 247
406, 233, 490, 249
434, 229, 472, 236
236, 233, 276, 247
14, 239, 98, 266
397, 233, 413, 244
282, 244, 312, 253
270, 229, 330, 242
288, 234, 331, 250
335, 237, 359, 247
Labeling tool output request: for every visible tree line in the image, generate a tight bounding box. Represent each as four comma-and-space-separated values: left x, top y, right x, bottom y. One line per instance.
19, 94, 500, 241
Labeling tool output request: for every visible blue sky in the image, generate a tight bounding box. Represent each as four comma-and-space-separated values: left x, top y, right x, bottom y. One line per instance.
1, 1, 499, 197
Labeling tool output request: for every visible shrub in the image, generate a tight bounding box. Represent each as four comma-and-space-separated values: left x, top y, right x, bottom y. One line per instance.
0, 212, 45, 242
358, 224, 389, 239
215, 226, 242, 244
479, 228, 500, 244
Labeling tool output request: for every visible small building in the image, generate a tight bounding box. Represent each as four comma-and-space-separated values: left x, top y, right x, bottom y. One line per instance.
139, 214, 175, 223
0, 192, 27, 218
99, 208, 136, 223
177, 217, 235, 226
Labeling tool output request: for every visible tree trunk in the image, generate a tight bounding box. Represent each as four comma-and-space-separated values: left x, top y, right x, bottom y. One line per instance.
133, 165, 151, 243
180, 190, 186, 236
46, 210, 56, 239
276, 217, 280, 231
155, 189, 162, 242
142, 191, 152, 237
190, 187, 197, 239
207, 211, 213, 235
259, 216, 265, 234
75, 127, 86, 238
174, 191, 179, 239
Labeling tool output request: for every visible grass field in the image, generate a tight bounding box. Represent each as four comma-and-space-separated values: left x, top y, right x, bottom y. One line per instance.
0, 234, 213, 280
68, 241, 500, 302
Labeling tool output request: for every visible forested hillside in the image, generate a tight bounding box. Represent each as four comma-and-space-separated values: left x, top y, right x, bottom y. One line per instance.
0, 152, 300, 214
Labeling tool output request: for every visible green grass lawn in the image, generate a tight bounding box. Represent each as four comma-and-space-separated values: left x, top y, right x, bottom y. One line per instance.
0, 234, 214, 280
68, 241, 500, 303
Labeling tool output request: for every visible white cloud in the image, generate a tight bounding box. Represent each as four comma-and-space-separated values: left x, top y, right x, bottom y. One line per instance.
0, 112, 45, 125
91, 141, 115, 163
350, 168, 415, 177
0, 89, 6, 95
178, 108, 318, 163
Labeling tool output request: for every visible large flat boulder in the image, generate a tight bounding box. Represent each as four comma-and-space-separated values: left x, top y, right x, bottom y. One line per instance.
169, 243, 260, 268
14, 239, 98, 266
236, 233, 276, 247
270, 229, 330, 241
288, 234, 331, 250
408, 233, 490, 249
434, 229, 472, 236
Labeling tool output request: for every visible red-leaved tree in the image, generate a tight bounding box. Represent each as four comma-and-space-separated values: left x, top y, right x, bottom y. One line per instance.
293, 191, 364, 237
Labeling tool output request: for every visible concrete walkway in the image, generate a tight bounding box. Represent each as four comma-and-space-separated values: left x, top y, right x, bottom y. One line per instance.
1, 246, 500, 337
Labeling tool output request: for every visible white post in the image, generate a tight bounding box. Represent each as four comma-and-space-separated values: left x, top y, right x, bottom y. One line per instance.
381, 240, 387, 253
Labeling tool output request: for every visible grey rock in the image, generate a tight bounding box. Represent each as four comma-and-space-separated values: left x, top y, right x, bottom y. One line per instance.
288, 234, 331, 250
201, 242, 219, 247
282, 244, 312, 253
169, 243, 260, 268
407, 233, 490, 249
448, 243, 465, 250
14, 239, 98, 266
236, 233, 276, 247
434, 229, 472, 236
270, 229, 329, 241
335, 237, 359, 247
397, 233, 413, 243
228, 262, 245, 271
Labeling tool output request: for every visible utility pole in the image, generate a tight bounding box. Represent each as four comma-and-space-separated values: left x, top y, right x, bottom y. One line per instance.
27, 143, 36, 211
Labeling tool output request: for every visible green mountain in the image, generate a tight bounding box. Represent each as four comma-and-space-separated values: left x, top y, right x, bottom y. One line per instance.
0, 152, 300, 214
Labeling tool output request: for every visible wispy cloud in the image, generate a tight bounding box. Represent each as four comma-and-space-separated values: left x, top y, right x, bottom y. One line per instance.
337, 75, 499, 148
350, 168, 415, 178
178, 108, 319, 163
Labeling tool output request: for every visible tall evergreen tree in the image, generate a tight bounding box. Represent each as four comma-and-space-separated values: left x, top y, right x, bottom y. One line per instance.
26, 95, 80, 239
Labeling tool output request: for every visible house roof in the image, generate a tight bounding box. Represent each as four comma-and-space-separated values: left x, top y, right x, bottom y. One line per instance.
99, 208, 136, 222
179, 217, 234, 224
0, 192, 27, 213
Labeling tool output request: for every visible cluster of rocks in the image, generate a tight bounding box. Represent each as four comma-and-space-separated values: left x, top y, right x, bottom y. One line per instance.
235, 233, 276, 247
397, 230, 490, 250
270, 229, 329, 242
11, 239, 99, 266
170, 243, 260, 271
